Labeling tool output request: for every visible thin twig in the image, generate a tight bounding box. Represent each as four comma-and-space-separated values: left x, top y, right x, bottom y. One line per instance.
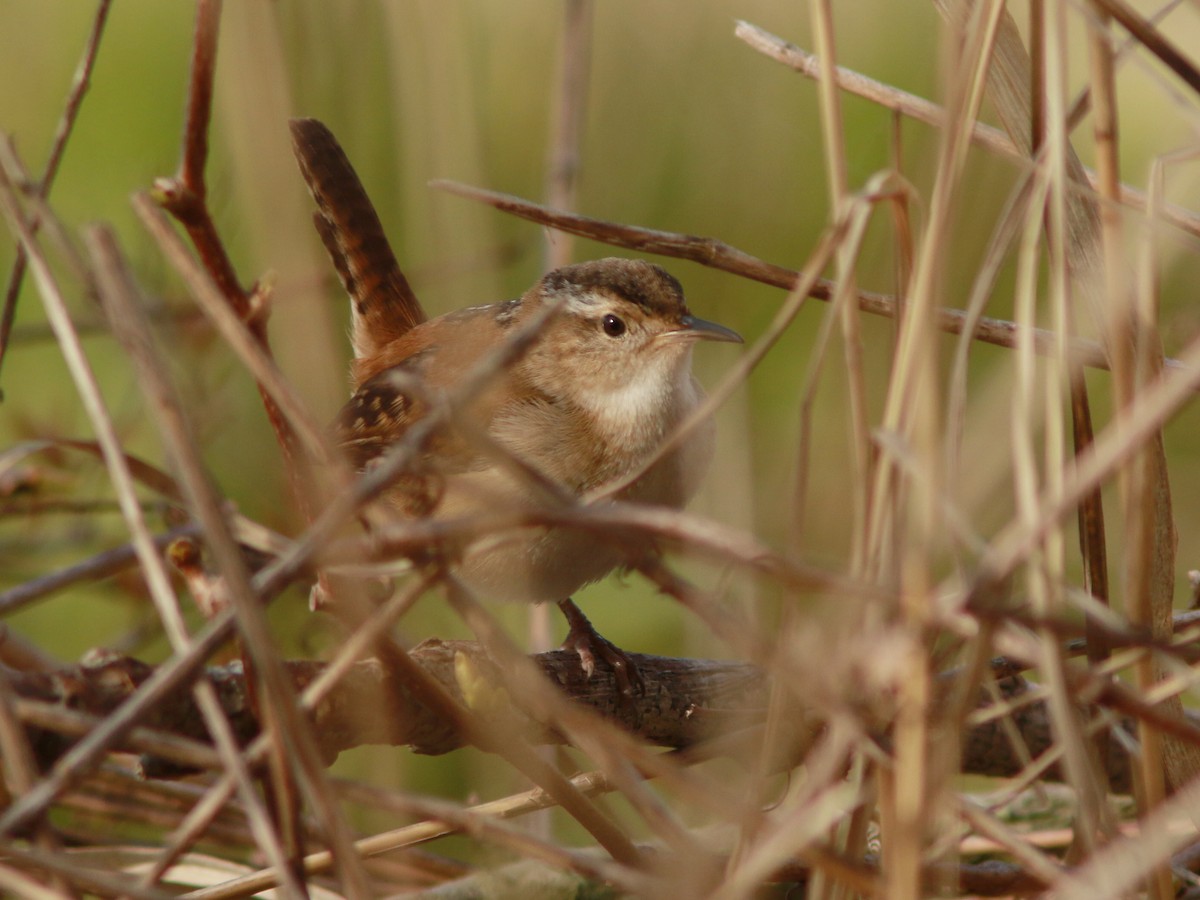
0, 164, 304, 894
4, 305, 206, 347
0, 674, 68, 889
177, 0, 218, 201
733, 20, 1200, 243
157, 0, 244, 313
342, 503, 882, 602
87, 226, 369, 897
1089, 0, 1200, 96
431, 178, 1196, 381
133, 196, 330, 460
0, 0, 113, 392
155, 1, 315, 549
0, 843, 175, 900
0, 526, 197, 617
186, 769, 650, 900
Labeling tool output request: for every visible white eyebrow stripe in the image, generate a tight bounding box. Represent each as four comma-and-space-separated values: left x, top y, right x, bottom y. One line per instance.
563, 290, 609, 315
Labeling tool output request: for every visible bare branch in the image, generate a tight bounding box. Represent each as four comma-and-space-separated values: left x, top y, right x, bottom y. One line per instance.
431, 178, 1200, 382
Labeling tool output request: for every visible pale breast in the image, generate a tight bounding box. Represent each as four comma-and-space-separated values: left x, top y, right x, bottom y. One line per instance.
356, 335, 714, 604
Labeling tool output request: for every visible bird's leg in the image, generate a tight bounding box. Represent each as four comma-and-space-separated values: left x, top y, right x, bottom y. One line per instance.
556, 597, 644, 699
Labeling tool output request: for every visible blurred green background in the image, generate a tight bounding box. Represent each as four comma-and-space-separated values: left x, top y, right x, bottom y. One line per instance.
3, 0, 1200, 839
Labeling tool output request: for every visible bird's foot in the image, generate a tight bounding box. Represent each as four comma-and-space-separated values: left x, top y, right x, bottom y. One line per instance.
557, 598, 644, 700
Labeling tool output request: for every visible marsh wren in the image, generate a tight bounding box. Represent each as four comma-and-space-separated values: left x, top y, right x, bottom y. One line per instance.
291, 118, 741, 689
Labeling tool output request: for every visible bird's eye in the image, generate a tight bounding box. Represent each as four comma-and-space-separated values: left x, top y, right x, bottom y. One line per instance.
602, 314, 626, 337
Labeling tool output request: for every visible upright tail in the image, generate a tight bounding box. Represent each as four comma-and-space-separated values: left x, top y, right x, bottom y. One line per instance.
289, 117, 426, 357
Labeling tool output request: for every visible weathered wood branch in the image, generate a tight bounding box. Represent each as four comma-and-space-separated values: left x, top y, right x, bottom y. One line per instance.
0, 643, 1145, 794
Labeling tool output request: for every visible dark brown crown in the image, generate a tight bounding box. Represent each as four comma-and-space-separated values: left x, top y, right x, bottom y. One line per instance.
539, 258, 687, 318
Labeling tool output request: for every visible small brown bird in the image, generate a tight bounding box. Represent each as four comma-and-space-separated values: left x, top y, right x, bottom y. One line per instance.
291, 119, 741, 689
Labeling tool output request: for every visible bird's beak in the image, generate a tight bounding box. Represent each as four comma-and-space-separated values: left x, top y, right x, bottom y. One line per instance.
673, 314, 743, 344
